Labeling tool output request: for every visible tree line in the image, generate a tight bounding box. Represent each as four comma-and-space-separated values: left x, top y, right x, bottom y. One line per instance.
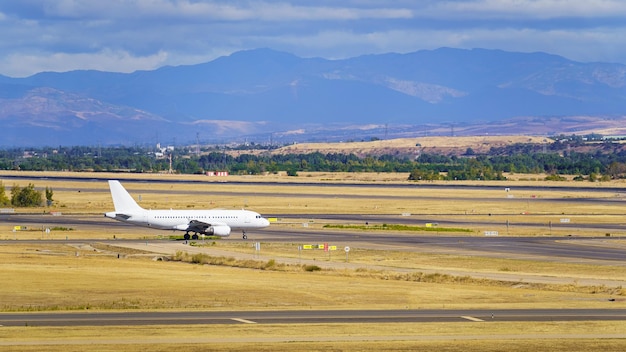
2, 140, 626, 181
0, 182, 54, 207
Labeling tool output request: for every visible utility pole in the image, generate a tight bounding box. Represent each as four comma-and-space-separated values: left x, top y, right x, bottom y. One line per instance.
196, 133, 200, 155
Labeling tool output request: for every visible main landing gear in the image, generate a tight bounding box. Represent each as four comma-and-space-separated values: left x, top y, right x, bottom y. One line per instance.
184, 232, 199, 240
183, 231, 248, 240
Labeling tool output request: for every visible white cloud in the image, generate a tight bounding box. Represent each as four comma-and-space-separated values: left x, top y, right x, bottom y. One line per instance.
37, 0, 412, 21
1, 0, 626, 77
429, 0, 626, 19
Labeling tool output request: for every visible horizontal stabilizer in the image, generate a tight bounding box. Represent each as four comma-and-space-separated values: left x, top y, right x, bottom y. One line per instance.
104, 211, 131, 220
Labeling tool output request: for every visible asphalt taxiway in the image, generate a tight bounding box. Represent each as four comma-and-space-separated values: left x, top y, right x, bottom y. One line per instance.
2, 309, 625, 327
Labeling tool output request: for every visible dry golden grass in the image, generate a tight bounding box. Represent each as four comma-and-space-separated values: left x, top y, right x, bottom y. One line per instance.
2, 322, 626, 351
202, 241, 626, 284
5, 170, 623, 217
4, 242, 623, 312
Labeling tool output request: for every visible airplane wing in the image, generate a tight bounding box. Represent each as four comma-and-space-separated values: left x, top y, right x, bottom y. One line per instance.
187, 219, 214, 233
186, 220, 231, 237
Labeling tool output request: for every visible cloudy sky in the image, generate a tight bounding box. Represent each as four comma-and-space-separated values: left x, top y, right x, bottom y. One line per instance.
1, 0, 625, 77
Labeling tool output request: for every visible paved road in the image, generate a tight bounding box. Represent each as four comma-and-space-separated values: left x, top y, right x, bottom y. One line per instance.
1, 309, 625, 327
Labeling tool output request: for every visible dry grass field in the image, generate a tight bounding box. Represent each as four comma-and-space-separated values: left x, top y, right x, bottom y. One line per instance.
1, 170, 626, 350
273, 135, 551, 157
2, 322, 626, 352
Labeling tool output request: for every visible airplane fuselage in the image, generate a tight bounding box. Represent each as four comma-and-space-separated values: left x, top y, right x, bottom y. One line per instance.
105, 209, 269, 235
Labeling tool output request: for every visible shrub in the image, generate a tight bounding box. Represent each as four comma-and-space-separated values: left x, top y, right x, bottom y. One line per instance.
303, 265, 321, 272
191, 253, 210, 264
544, 174, 566, 181
264, 259, 276, 269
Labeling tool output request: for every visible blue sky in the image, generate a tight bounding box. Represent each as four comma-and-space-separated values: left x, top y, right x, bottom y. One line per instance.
1, 0, 625, 77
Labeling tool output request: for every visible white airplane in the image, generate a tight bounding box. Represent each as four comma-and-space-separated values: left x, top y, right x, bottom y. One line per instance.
104, 180, 270, 240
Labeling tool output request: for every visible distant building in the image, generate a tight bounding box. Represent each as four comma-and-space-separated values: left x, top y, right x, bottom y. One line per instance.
206, 171, 229, 177
603, 135, 626, 141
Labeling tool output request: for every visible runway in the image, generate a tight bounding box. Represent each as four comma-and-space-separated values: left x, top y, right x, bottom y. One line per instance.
254, 228, 626, 263
2, 214, 626, 263
1, 309, 625, 327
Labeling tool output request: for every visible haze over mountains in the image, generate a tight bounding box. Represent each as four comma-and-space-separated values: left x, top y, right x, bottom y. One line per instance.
1, 48, 625, 147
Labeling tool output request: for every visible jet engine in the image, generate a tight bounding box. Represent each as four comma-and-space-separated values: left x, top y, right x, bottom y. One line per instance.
206, 224, 231, 237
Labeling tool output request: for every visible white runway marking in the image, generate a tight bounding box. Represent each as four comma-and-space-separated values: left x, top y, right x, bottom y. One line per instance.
460, 316, 485, 322
231, 318, 257, 324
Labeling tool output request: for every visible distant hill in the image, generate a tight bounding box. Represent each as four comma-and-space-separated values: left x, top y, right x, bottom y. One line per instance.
1, 48, 626, 147
273, 135, 552, 158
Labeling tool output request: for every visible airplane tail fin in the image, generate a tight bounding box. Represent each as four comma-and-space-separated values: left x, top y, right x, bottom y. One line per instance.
108, 180, 144, 213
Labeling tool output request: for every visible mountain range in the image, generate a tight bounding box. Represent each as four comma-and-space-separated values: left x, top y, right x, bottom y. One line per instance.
1, 47, 626, 147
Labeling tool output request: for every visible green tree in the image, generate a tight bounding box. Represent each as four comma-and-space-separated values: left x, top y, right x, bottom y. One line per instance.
0, 182, 10, 206
606, 162, 626, 179
45, 187, 54, 206
11, 183, 43, 207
